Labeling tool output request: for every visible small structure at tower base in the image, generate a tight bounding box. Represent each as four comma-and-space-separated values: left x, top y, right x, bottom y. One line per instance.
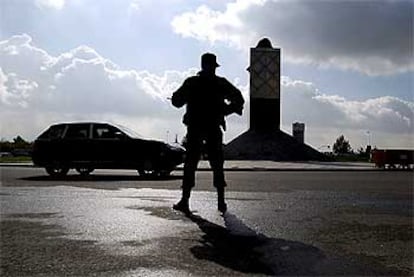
225, 129, 330, 161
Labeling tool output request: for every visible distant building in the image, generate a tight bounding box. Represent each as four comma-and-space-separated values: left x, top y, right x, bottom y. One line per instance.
225, 38, 329, 161
292, 122, 305, 144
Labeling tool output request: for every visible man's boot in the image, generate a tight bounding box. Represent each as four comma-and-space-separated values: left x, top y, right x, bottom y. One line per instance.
217, 187, 227, 213
173, 188, 191, 214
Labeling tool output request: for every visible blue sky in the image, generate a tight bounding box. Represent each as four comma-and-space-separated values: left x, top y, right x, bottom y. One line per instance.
1, 0, 413, 149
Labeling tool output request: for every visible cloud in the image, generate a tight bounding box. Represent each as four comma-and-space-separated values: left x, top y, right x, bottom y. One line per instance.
129, 0, 141, 12
172, 0, 263, 48
35, 0, 65, 10
0, 34, 413, 148
172, 0, 414, 76
281, 77, 414, 134
0, 34, 194, 141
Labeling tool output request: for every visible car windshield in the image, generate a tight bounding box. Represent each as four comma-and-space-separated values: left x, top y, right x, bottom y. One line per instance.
113, 124, 144, 139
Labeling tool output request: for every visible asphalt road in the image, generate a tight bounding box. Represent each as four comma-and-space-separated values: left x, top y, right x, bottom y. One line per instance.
1, 166, 413, 276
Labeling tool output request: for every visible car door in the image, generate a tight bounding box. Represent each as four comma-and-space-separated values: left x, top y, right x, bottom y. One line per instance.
61, 123, 92, 165
92, 124, 131, 167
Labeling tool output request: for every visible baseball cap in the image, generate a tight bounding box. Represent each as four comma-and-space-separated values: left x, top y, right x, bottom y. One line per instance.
201, 53, 220, 68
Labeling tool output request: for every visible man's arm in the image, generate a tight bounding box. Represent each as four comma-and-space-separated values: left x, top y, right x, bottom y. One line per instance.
171, 79, 190, 108
221, 78, 245, 116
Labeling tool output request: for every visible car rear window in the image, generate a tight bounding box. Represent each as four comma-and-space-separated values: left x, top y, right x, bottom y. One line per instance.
38, 125, 66, 139
65, 124, 90, 139
93, 125, 122, 139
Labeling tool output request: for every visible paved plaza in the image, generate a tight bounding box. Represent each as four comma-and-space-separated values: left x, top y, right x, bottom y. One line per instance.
0, 165, 412, 276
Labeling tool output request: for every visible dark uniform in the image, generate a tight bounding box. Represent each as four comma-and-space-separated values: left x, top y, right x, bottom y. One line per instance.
171, 53, 244, 213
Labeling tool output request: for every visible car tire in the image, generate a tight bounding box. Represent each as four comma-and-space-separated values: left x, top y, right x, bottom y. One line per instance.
45, 166, 69, 177
76, 168, 94, 176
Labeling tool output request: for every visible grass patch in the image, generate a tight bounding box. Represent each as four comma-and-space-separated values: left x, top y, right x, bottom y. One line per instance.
0, 156, 32, 163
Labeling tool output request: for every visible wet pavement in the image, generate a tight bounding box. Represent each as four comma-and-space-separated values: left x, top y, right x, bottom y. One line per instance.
0, 167, 413, 276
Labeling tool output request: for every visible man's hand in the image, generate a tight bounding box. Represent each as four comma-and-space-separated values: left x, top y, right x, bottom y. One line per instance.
234, 107, 243, 116
223, 103, 243, 116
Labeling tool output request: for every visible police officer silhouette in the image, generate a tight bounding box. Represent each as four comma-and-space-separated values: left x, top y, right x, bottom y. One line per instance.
171, 53, 244, 214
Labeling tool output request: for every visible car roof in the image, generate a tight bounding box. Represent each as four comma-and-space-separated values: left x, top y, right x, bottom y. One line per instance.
49, 122, 129, 129
50, 122, 109, 126
49, 122, 138, 131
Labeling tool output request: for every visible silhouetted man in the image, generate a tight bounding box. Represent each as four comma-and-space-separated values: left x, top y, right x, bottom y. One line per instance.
171, 53, 244, 214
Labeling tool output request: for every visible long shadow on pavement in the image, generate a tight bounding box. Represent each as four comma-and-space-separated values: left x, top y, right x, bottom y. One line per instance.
183, 212, 395, 276
186, 212, 325, 275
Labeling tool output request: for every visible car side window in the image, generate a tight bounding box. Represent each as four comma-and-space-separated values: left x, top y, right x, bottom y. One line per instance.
65, 125, 90, 139
93, 125, 122, 139
39, 125, 66, 139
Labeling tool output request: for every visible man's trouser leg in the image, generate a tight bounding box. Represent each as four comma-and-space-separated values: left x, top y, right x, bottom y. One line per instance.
181, 129, 202, 203
206, 128, 227, 212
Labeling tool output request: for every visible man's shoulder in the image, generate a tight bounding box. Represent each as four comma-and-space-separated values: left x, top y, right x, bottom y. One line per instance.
217, 76, 234, 86
185, 74, 230, 87
182, 75, 201, 85
184, 74, 224, 83
186, 75, 200, 81
214, 75, 227, 81
215, 75, 234, 88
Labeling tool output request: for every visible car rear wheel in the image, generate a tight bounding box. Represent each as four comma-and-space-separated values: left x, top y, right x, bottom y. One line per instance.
45, 166, 69, 177
76, 167, 94, 176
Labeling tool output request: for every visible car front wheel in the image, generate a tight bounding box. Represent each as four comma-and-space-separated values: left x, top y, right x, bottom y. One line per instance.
45, 166, 69, 177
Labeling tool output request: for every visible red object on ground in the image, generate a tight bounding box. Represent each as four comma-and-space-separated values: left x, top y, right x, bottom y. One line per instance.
371, 149, 414, 169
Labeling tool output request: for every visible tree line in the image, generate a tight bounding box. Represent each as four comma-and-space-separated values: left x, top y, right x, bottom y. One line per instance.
332, 134, 372, 162
0, 136, 33, 156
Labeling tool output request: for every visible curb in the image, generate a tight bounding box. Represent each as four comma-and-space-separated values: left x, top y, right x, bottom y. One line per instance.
0, 163, 34, 168
0, 163, 381, 172
177, 167, 379, 172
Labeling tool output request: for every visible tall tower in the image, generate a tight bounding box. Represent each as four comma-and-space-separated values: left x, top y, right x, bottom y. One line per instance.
249, 38, 280, 131
224, 38, 329, 161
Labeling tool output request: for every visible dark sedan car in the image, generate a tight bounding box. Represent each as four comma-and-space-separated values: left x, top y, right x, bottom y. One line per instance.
32, 122, 185, 177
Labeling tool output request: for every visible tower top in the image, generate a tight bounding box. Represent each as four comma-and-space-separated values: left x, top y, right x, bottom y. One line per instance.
249, 37, 280, 131
255, 38, 273, 48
